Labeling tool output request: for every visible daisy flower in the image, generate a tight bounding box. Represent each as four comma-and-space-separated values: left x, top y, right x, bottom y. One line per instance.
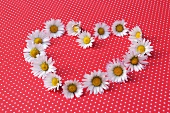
23, 43, 45, 63
106, 59, 128, 83
82, 70, 109, 95
66, 20, 81, 36
43, 73, 62, 92
94, 22, 110, 39
31, 55, 56, 78
129, 38, 153, 56
26, 30, 50, 49
62, 80, 83, 99
44, 19, 65, 38
129, 26, 142, 42
76, 31, 95, 49
112, 19, 128, 37
123, 51, 148, 72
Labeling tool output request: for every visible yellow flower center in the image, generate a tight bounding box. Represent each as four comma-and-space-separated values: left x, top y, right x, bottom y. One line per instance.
40, 62, 49, 71
116, 24, 124, 32
34, 38, 43, 44
92, 77, 102, 87
72, 25, 79, 32
51, 77, 59, 86
130, 57, 139, 65
30, 48, 40, 58
135, 32, 141, 38
137, 45, 145, 53
68, 84, 77, 93
98, 28, 105, 35
113, 66, 123, 76
50, 25, 58, 33
83, 36, 90, 44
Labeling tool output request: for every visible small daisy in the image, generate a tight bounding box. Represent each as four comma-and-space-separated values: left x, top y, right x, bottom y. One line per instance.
44, 19, 65, 38
26, 30, 50, 49
106, 59, 128, 83
123, 51, 148, 72
94, 22, 110, 39
43, 73, 62, 91
129, 26, 142, 42
66, 20, 81, 36
62, 80, 83, 99
31, 55, 56, 78
76, 31, 95, 49
82, 70, 109, 95
129, 38, 154, 56
23, 43, 45, 63
112, 19, 128, 37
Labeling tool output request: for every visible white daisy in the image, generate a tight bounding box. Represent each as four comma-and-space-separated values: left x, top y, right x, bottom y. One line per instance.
106, 59, 128, 83
23, 43, 45, 63
94, 22, 110, 39
123, 51, 148, 72
112, 19, 128, 37
129, 38, 154, 56
31, 55, 56, 78
26, 30, 51, 49
129, 26, 142, 42
43, 73, 62, 92
62, 80, 83, 99
44, 19, 65, 38
82, 70, 109, 95
66, 20, 81, 36
76, 31, 95, 49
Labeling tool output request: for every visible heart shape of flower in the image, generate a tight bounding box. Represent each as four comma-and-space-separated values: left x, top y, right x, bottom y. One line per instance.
23, 19, 153, 99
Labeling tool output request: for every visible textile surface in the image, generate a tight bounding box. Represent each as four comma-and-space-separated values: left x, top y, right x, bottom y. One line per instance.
0, 0, 169, 112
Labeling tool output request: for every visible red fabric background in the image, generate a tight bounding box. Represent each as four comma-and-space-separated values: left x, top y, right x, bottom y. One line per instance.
0, 0, 169, 112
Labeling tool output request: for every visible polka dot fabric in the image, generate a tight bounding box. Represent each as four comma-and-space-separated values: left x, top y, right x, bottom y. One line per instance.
0, 0, 169, 112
